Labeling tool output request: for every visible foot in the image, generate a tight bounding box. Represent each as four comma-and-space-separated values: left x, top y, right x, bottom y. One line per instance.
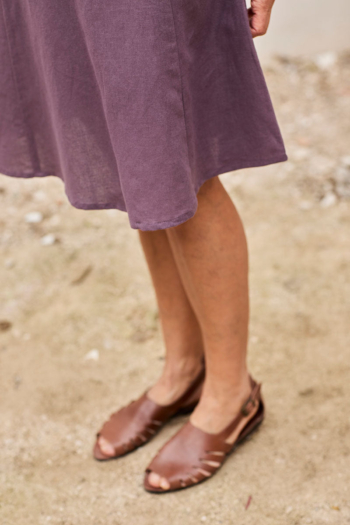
147, 373, 253, 490
97, 356, 203, 457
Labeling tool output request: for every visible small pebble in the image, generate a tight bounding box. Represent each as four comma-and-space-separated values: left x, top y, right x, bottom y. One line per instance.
314, 52, 337, 70
84, 349, 99, 361
25, 211, 43, 223
320, 192, 337, 208
41, 233, 57, 246
105, 209, 118, 216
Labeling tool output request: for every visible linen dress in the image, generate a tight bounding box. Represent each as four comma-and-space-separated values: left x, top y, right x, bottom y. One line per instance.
0, 0, 287, 230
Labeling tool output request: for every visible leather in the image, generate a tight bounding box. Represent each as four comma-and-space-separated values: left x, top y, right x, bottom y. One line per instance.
93, 365, 205, 461
144, 375, 265, 492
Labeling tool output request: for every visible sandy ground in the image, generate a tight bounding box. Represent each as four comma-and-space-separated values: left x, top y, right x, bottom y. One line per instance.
1, 51, 350, 525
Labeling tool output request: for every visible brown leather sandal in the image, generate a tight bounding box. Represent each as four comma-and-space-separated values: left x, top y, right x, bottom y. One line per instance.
93, 365, 205, 461
143, 375, 264, 493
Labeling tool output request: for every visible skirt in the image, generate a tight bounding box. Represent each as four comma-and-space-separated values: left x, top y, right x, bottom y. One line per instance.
0, 0, 287, 230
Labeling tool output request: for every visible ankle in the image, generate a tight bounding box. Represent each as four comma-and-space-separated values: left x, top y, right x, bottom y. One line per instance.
162, 353, 203, 382
202, 371, 252, 405
148, 353, 203, 406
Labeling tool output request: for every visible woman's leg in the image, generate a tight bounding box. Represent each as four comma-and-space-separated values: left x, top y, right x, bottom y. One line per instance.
139, 229, 204, 403
98, 230, 204, 456
148, 177, 252, 489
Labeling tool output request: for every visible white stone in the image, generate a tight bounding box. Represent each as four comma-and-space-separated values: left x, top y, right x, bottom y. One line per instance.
105, 209, 118, 216
25, 211, 43, 223
84, 349, 99, 361
40, 233, 56, 246
286, 506, 293, 514
314, 52, 337, 70
320, 192, 337, 208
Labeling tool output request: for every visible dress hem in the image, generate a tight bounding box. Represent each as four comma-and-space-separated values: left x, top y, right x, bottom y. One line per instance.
0, 151, 288, 230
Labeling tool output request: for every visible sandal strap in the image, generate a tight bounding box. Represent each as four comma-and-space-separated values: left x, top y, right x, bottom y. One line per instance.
216, 377, 261, 441
94, 363, 205, 459
144, 376, 264, 492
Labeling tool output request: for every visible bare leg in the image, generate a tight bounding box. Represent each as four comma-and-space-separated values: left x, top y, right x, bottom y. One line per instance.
98, 230, 204, 456
148, 177, 252, 489
139, 229, 204, 403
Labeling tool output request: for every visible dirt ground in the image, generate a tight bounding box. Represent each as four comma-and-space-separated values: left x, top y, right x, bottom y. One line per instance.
1, 51, 350, 525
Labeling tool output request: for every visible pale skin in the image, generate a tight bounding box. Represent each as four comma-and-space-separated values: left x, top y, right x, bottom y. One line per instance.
98, 0, 275, 490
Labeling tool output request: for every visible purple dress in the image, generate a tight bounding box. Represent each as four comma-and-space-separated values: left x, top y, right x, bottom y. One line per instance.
0, 0, 287, 230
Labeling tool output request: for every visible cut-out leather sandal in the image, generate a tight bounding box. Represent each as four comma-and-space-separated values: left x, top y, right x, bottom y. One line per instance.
144, 375, 264, 493
93, 365, 205, 461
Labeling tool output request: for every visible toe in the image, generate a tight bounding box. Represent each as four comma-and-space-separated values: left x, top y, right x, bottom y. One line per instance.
147, 471, 161, 488
98, 437, 115, 457
159, 477, 170, 490
147, 471, 171, 490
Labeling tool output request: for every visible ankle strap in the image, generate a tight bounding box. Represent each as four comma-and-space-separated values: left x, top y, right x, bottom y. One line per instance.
240, 380, 261, 416
217, 378, 261, 440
